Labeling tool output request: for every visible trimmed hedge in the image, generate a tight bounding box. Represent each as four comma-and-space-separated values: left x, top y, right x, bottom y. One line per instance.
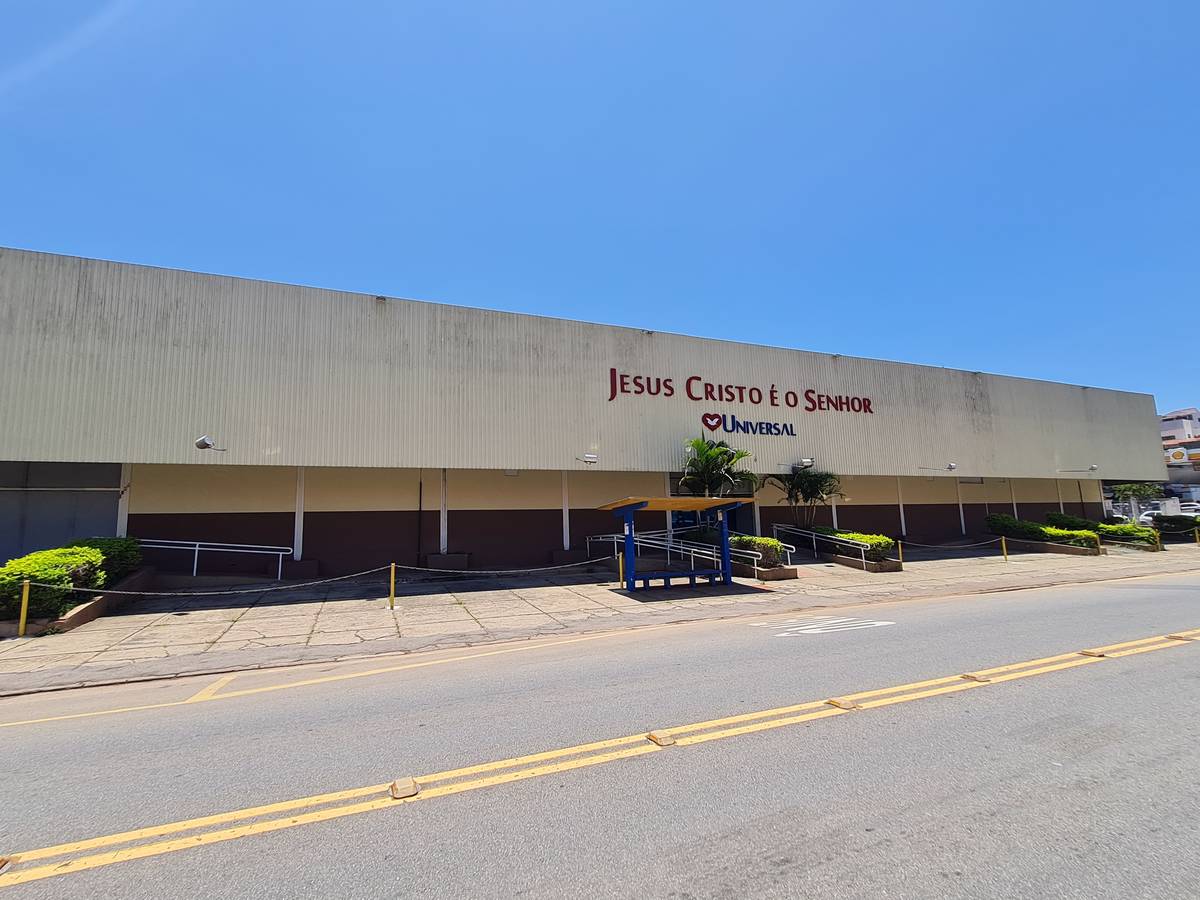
984, 514, 1097, 549
811, 525, 896, 561
1045, 513, 1158, 545
729, 536, 787, 567
1045, 512, 1097, 531
0, 547, 106, 620
1150, 514, 1200, 534
66, 537, 142, 581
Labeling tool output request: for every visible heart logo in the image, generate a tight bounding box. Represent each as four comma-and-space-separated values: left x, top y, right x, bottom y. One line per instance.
701, 413, 723, 432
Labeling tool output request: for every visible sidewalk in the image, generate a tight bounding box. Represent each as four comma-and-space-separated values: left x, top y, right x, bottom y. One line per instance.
1, 544, 1197, 695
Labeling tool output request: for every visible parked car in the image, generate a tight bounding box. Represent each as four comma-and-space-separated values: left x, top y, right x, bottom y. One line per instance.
1137, 511, 1161, 526
1180, 503, 1200, 515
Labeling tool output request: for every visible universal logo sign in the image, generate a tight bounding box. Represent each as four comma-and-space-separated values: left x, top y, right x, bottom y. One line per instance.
702, 412, 796, 436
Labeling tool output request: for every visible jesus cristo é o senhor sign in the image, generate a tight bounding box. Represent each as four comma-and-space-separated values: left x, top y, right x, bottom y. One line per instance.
606, 368, 875, 414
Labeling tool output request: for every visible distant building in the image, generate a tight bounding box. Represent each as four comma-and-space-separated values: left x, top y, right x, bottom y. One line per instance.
1161, 408, 1200, 442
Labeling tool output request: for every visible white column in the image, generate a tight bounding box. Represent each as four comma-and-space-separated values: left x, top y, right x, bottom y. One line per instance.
664, 472, 673, 536
896, 475, 907, 537
439, 468, 449, 555
955, 477, 966, 535
830, 495, 839, 530
292, 467, 305, 560
1056, 479, 1064, 514
561, 471, 570, 551
116, 463, 131, 537
1010, 479, 1018, 518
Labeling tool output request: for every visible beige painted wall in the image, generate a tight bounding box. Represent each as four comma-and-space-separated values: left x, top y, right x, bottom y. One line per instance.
566, 471, 666, 508
0, 248, 1166, 481
304, 467, 425, 512
129, 464, 295, 514
447, 469, 561, 510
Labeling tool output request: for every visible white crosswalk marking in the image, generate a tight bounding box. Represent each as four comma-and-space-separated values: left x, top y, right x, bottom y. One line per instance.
749, 614, 896, 636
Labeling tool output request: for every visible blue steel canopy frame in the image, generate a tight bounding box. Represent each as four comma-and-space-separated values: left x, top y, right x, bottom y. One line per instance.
602, 497, 744, 592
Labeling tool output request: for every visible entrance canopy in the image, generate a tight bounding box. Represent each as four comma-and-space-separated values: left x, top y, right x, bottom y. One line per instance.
598, 496, 738, 513
598, 496, 743, 591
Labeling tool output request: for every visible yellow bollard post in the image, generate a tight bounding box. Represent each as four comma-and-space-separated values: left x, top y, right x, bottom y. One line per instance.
17, 579, 30, 638
1194, 527, 1199, 546
1156, 530, 1162, 552
1001, 536, 1008, 562
1095, 533, 1103, 554
618, 553, 624, 587
896, 541, 903, 564
388, 563, 396, 610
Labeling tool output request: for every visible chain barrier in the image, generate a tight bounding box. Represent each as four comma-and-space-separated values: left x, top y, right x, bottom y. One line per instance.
897, 538, 1003, 550
19, 556, 617, 599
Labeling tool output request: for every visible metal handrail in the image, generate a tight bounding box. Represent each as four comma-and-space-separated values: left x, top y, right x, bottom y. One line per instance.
634, 526, 796, 566
137, 538, 293, 579
585, 532, 766, 571
772, 524, 871, 571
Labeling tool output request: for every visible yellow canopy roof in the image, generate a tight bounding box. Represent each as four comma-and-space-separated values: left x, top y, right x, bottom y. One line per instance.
597, 496, 740, 512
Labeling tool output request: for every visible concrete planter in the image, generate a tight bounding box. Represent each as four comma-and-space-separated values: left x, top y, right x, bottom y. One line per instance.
0, 567, 157, 637
818, 552, 903, 573
425, 553, 471, 570
1101, 540, 1160, 552
732, 562, 798, 581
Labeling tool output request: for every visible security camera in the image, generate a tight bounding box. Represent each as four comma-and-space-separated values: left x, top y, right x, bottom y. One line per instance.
194, 435, 227, 452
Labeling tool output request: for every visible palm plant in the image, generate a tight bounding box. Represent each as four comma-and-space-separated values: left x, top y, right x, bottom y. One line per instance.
764, 470, 843, 527
678, 437, 759, 498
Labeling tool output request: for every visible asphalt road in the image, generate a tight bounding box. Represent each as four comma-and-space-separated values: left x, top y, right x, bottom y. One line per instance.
1, 572, 1198, 898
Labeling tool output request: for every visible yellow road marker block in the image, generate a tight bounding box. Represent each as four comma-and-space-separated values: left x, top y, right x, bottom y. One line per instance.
389, 778, 420, 800
1166, 634, 1196, 641
1078, 649, 1107, 657
960, 672, 991, 683
825, 697, 860, 710
646, 731, 676, 747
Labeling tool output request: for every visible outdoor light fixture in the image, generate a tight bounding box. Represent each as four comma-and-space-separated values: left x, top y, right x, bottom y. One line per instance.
791, 458, 816, 473
194, 435, 227, 452
1058, 464, 1099, 473
576, 453, 599, 465
919, 462, 957, 472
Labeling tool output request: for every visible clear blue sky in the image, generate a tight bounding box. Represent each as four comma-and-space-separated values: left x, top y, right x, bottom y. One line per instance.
3, 2, 1196, 413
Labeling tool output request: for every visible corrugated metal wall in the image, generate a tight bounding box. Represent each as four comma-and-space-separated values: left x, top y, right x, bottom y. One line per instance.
0, 248, 1166, 480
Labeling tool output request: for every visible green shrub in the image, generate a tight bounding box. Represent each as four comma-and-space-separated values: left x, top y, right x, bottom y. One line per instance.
1045, 512, 1097, 531
67, 536, 142, 581
1096, 523, 1158, 545
984, 514, 1097, 548
1043, 513, 1158, 545
0, 547, 106, 620
729, 536, 787, 567
1149, 514, 1200, 534
811, 525, 896, 561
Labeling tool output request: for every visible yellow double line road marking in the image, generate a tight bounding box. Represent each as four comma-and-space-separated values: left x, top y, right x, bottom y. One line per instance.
2, 626, 1196, 888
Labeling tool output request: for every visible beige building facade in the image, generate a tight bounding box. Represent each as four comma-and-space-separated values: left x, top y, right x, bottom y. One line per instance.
0, 248, 1165, 573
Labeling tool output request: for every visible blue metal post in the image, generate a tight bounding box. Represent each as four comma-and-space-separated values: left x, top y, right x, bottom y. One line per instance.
623, 509, 637, 592
719, 509, 732, 585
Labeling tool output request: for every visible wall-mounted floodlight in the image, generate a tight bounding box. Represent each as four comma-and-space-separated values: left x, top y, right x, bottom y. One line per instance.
919, 462, 957, 472
791, 458, 816, 474
1058, 464, 1099, 473
194, 435, 227, 452
576, 453, 599, 465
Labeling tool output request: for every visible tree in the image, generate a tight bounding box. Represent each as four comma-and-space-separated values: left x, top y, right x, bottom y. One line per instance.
1109, 482, 1164, 502
764, 470, 843, 527
678, 437, 759, 498
1109, 481, 1164, 519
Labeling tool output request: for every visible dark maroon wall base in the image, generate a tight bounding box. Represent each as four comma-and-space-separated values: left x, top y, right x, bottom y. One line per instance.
128, 513, 294, 576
